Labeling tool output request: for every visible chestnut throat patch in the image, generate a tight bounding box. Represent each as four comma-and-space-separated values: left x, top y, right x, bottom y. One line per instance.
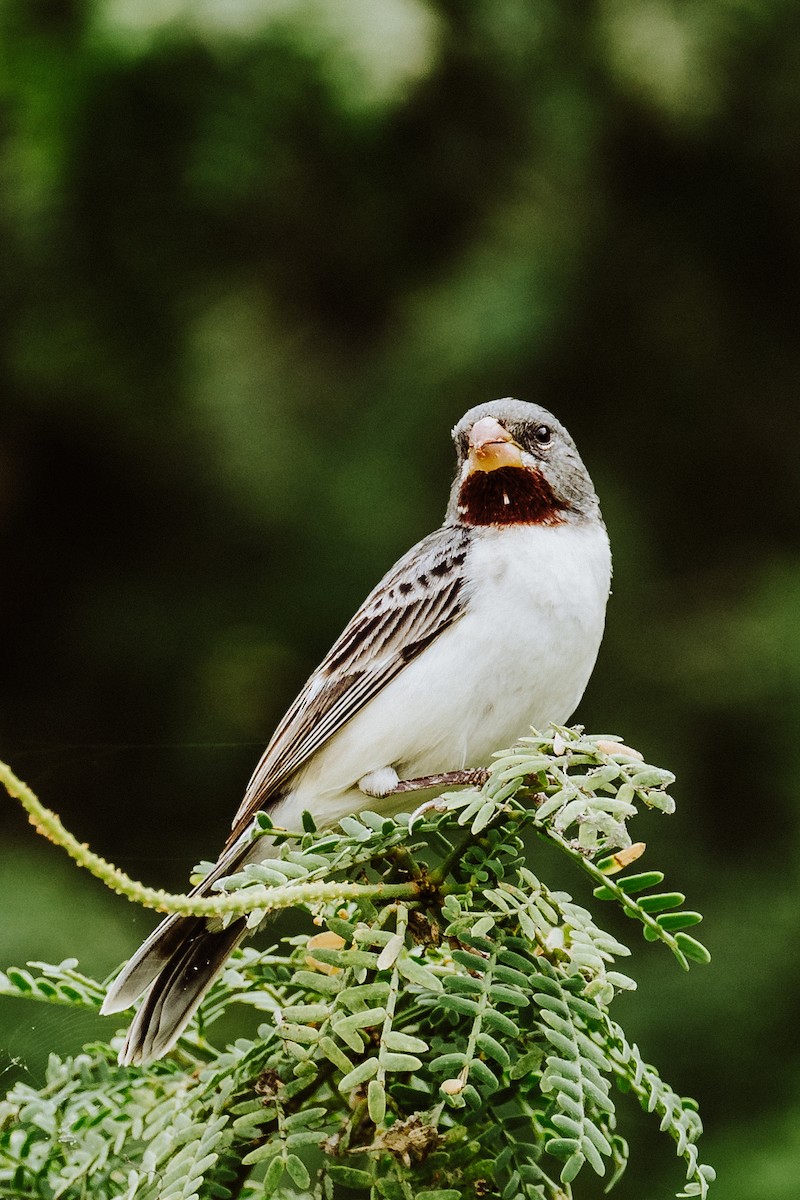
457, 465, 568, 526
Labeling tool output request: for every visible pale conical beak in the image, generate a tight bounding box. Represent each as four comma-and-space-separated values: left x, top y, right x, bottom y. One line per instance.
467, 416, 524, 474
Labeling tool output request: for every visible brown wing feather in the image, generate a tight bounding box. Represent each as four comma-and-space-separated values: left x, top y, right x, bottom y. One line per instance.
223, 524, 471, 849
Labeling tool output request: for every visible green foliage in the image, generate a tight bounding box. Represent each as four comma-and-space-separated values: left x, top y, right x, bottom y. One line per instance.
2, 4, 800, 1189
0, 731, 713, 1199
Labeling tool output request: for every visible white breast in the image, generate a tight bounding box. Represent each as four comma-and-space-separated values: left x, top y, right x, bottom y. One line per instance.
274, 520, 611, 830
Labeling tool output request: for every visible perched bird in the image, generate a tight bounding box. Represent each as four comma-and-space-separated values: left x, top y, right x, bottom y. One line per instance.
102, 398, 612, 1064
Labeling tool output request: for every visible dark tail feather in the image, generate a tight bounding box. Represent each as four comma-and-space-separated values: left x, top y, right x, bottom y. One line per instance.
101, 910, 200, 1015
115, 918, 247, 1065
101, 841, 253, 1065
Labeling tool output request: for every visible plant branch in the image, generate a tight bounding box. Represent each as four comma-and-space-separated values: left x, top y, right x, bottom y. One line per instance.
537, 825, 692, 969
0, 760, 438, 919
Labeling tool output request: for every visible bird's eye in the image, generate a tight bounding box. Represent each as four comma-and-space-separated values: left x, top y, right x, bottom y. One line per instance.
533, 424, 552, 446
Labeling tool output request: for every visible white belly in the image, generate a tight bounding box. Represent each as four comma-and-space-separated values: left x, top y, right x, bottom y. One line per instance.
273, 521, 611, 830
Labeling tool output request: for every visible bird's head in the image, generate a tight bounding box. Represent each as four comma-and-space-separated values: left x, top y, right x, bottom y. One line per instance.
446, 398, 600, 527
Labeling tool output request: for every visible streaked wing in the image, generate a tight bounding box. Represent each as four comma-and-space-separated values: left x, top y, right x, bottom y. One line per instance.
223, 523, 471, 849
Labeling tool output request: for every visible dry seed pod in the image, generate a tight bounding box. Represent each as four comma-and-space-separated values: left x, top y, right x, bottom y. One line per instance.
595, 740, 644, 761
306, 930, 346, 974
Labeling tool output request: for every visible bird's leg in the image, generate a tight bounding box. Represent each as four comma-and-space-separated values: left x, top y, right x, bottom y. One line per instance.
358, 767, 400, 798
390, 768, 489, 793
358, 767, 489, 799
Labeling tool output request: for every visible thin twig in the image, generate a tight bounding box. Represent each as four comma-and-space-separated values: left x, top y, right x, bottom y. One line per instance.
0, 760, 426, 919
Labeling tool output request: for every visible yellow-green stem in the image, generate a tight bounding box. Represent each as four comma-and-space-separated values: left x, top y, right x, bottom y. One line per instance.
0, 760, 424, 918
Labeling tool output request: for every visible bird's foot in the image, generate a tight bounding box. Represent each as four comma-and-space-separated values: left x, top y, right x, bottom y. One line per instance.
401, 770, 490, 829
390, 768, 489, 793
358, 767, 489, 800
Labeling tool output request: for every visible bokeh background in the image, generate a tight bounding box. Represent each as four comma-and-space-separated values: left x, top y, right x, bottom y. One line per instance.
2, 0, 800, 1194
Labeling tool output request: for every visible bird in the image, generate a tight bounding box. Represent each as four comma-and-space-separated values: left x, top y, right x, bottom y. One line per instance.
101, 397, 612, 1064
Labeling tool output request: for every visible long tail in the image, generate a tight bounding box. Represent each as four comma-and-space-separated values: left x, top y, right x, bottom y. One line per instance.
101, 849, 251, 1065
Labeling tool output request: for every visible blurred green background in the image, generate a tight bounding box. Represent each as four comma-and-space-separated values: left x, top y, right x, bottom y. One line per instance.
2, 0, 800, 1194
